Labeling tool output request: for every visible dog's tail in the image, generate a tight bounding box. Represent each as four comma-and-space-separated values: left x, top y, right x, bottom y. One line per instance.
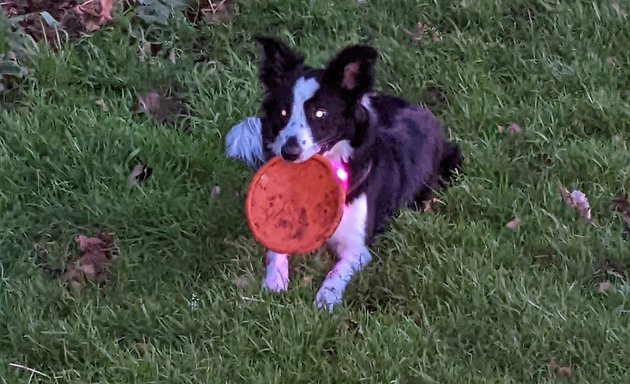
225, 117, 266, 168
438, 141, 463, 186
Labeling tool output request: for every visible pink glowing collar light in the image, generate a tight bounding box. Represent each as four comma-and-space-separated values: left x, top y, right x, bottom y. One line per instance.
329, 159, 349, 192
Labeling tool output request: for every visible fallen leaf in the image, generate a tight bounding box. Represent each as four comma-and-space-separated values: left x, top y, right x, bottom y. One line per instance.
135, 342, 155, 357
591, 258, 627, 289
211, 184, 221, 199
232, 275, 253, 289
560, 187, 595, 225
422, 85, 447, 113
607, 56, 620, 68
1, 1, 79, 44
422, 197, 440, 213
95, 98, 108, 111
188, 293, 200, 310
612, 195, 630, 236
168, 49, 178, 64
498, 122, 522, 135
404, 22, 441, 43
505, 218, 521, 230
547, 358, 572, 380
1, 0, 119, 47
301, 275, 313, 287
506, 122, 522, 135
74, 0, 118, 32
134, 90, 188, 127
186, 0, 235, 25
62, 233, 116, 293
340, 319, 365, 336
128, 162, 153, 187
597, 281, 613, 293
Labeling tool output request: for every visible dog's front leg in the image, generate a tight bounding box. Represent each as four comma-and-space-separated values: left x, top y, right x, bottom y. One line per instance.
315, 194, 371, 312
262, 251, 289, 292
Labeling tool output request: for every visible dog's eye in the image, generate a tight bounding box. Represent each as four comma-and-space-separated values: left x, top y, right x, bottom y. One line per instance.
314, 108, 327, 119
280, 109, 288, 118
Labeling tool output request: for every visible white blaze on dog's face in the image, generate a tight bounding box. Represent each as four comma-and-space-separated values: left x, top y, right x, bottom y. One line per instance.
269, 77, 321, 162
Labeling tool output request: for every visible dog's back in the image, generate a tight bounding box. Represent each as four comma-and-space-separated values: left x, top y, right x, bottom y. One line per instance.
348, 96, 462, 239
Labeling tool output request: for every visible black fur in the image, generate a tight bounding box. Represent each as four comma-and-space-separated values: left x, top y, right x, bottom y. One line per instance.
254, 37, 463, 242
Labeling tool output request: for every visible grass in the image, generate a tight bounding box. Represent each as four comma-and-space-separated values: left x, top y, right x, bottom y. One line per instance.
1, 0, 630, 382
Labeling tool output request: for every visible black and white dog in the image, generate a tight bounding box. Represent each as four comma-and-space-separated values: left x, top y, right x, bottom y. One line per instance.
226, 37, 462, 312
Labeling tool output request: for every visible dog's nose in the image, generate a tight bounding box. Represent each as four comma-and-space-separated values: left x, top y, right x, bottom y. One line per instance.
280, 137, 302, 161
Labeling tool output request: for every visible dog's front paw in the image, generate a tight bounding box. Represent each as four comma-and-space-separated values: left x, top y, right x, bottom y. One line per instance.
263, 251, 289, 293
314, 286, 342, 313
262, 273, 288, 293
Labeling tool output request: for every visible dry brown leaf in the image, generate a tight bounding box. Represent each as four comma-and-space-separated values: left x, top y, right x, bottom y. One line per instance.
340, 319, 365, 336
613, 195, 630, 236
591, 258, 627, 290
497, 122, 523, 135
95, 98, 109, 111
597, 281, 613, 293
404, 22, 441, 43
211, 185, 221, 199
301, 275, 313, 287
547, 358, 572, 380
74, 0, 118, 32
505, 218, 521, 230
187, 0, 235, 24
128, 162, 153, 187
62, 233, 116, 293
560, 187, 594, 225
135, 342, 155, 357
607, 56, 620, 68
168, 49, 178, 64
232, 275, 253, 289
422, 197, 440, 213
507, 122, 522, 135
134, 90, 188, 127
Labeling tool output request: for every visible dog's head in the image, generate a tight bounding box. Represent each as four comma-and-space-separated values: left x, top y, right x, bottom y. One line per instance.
255, 37, 377, 163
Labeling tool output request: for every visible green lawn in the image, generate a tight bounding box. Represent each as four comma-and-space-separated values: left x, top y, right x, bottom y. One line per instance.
2, 0, 630, 382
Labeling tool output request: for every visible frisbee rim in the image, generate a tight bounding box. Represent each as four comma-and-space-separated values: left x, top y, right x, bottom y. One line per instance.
244, 154, 345, 254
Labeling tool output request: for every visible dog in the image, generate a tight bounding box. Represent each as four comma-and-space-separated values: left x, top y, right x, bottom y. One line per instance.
226, 36, 463, 312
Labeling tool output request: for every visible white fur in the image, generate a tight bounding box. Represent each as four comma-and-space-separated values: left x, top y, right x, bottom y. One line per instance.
315, 193, 370, 312
323, 139, 353, 163
224, 117, 265, 168
262, 251, 289, 292
270, 77, 321, 162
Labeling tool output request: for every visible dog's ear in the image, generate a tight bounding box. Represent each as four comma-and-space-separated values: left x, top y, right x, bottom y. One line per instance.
322, 45, 377, 96
254, 36, 304, 90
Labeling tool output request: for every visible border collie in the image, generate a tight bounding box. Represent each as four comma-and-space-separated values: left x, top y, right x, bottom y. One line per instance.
226, 37, 463, 312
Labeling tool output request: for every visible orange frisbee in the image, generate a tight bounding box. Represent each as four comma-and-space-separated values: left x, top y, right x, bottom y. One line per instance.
245, 154, 345, 254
